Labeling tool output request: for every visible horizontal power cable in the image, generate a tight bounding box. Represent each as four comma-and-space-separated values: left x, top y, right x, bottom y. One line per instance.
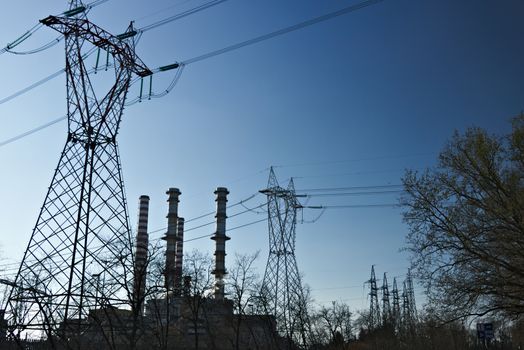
124, 0, 386, 105
0, 115, 66, 148
182, 216, 268, 243
301, 203, 400, 209
181, 0, 384, 65
295, 184, 403, 192
0, 46, 101, 106
0, 69, 65, 105
133, 0, 196, 22
0, 0, 385, 147
144, 193, 262, 236
138, 0, 228, 33
0, 0, 217, 105
302, 190, 403, 197
0, 193, 265, 271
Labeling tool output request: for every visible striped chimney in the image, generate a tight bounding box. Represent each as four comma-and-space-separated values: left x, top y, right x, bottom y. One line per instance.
133, 195, 149, 315
162, 188, 180, 292
211, 187, 230, 300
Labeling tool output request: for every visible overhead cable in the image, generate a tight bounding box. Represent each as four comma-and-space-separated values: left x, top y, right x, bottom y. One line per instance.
0, 0, 385, 146
0, 0, 109, 56
181, 0, 384, 65
296, 184, 403, 192
302, 190, 403, 197
0, 115, 66, 148
138, 0, 228, 33
301, 203, 399, 209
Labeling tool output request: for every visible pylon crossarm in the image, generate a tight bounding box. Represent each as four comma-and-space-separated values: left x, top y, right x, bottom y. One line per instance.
40, 15, 152, 77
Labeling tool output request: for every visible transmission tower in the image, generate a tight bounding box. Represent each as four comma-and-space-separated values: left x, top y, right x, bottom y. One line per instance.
260, 167, 310, 348
404, 269, 418, 330
5, 1, 151, 345
391, 277, 401, 332
367, 265, 380, 330
381, 272, 391, 326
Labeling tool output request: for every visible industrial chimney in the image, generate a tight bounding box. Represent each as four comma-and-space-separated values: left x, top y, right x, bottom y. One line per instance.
133, 195, 150, 315
211, 187, 230, 300
174, 217, 185, 296
163, 188, 181, 292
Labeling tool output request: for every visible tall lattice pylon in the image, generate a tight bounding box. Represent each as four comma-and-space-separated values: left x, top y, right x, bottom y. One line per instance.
367, 265, 380, 331
5, 1, 151, 345
381, 272, 391, 326
260, 167, 310, 348
391, 277, 401, 332
402, 269, 418, 335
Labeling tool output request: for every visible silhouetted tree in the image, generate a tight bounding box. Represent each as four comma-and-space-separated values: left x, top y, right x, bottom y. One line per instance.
226, 251, 261, 350
402, 115, 524, 321
182, 249, 215, 350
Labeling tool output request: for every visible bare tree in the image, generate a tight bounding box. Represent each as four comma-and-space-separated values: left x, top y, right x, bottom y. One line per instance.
182, 249, 215, 350
88, 238, 167, 350
402, 115, 524, 321
312, 301, 352, 347
226, 251, 261, 350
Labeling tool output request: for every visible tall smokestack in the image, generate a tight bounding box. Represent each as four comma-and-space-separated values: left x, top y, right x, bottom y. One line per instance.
211, 187, 230, 300
163, 188, 181, 292
134, 195, 149, 315
174, 217, 185, 296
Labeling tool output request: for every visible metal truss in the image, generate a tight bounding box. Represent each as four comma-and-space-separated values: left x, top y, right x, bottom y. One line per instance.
5, 1, 151, 346
260, 167, 310, 348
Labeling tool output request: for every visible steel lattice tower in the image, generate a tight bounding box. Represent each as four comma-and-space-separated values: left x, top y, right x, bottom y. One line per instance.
367, 265, 380, 330
391, 277, 401, 332
403, 269, 417, 332
260, 167, 310, 347
5, 1, 151, 344
381, 272, 391, 326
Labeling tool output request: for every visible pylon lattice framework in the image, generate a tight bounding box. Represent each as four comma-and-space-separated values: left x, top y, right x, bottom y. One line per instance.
5, 1, 151, 342
260, 167, 310, 346
368, 265, 380, 330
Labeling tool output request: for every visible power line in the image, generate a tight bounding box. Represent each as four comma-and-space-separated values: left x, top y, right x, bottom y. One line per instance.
181, 0, 384, 65
6, 37, 63, 55
301, 203, 400, 209
0, 0, 109, 55
302, 190, 403, 197
0, 195, 266, 272
0, 0, 386, 148
0, 69, 65, 105
0, 115, 66, 148
175, 216, 268, 244
133, 0, 197, 22
0, 0, 219, 106
0, 198, 401, 272
138, 0, 228, 33
296, 184, 403, 192
0, 46, 102, 106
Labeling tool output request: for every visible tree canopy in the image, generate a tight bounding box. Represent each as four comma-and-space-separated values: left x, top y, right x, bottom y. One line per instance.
402, 116, 524, 321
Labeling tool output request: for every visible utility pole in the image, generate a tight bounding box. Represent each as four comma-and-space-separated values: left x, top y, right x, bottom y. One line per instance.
260, 167, 310, 348
5, 1, 151, 347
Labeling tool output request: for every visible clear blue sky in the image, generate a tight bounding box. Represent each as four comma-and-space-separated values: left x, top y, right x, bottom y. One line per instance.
0, 0, 522, 311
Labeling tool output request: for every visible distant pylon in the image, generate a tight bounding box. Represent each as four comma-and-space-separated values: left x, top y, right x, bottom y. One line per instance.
260, 167, 310, 347
367, 265, 380, 330
5, 1, 151, 345
404, 269, 417, 331
392, 277, 401, 332
381, 272, 391, 326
